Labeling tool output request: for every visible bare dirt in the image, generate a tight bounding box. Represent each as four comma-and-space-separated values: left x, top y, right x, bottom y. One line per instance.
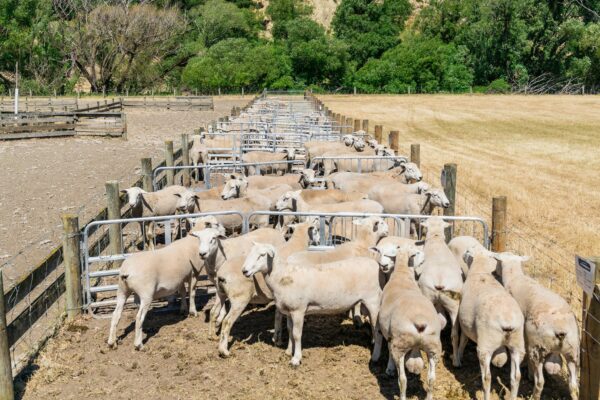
19, 300, 572, 399
0, 97, 248, 288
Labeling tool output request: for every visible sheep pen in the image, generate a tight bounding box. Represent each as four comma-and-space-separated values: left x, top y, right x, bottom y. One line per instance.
9, 93, 595, 399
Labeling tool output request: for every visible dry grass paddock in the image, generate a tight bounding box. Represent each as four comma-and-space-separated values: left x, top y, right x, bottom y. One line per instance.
321, 94, 600, 308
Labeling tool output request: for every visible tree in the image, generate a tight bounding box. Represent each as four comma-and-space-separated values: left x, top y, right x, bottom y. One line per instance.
332, 0, 412, 67
266, 0, 312, 39
354, 34, 473, 93
193, 0, 259, 48
60, 2, 186, 92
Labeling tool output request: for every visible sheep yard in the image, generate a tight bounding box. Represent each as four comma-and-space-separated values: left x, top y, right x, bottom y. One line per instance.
8, 93, 597, 400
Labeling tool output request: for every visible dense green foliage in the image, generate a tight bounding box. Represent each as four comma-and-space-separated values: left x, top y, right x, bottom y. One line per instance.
1, 0, 598, 94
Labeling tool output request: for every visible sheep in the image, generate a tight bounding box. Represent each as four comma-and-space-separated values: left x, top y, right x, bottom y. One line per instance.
326, 163, 423, 192
121, 185, 198, 250
190, 134, 208, 182
275, 190, 383, 217
494, 252, 579, 400
220, 179, 292, 205
304, 138, 365, 167
241, 149, 296, 175
215, 219, 321, 357
372, 242, 441, 400
416, 217, 463, 367
107, 234, 205, 350
241, 243, 383, 366
372, 236, 426, 278
367, 181, 431, 204
298, 168, 319, 189
244, 174, 303, 190
190, 227, 286, 338
457, 246, 525, 400
448, 235, 486, 277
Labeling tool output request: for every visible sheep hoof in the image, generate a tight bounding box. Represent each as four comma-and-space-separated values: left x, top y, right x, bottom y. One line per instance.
189, 311, 198, 318
352, 316, 364, 328
290, 358, 301, 367
218, 349, 230, 358
452, 356, 462, 368
385, 367, 396, 377
134, 343, 144, 351
107, 341, 117, 350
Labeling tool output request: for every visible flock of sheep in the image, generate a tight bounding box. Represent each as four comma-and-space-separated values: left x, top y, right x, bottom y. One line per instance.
106, 97, 579, 400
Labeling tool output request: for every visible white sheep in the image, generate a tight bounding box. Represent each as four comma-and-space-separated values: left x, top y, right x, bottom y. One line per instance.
241, 243, 383, 366
494, 252, 579, 400
190, 228, 286, 338
242, 149, 296, 175
215, 219, 320, 357
327, 163, 423, 192
416, 217, 463, 366
121, 185, 197, 250
107, 234, 205, 350
448, 235, 486, 277
458, 246, 525, 400
373, 242, 441, 400
275, 190, 383, 217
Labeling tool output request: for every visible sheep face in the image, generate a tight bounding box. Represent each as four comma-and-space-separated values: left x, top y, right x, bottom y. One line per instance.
174, 190, 199, 213
121, 187, 146, 208
299, 169, 316, 188
371, 242, 425, 274
353, 217, 389, 239
342, 135, 355, 146
367, 138, 378, 148
425, 189, 450, 209
221, 174, 248, 200
353, 138, 366, 152
275, 190, 301, 211
288, 217, 321, 245
282, 148, 297, 160
190, 228, 225, 259
416, 181, 430, 194
421, 217, 450, 236
401, 162, 422, 182
242, 243, 275, 277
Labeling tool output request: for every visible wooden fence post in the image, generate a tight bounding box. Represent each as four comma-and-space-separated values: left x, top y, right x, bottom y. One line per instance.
353, 119, 361, 133
181, 134, 191, 187
374, 125, 383, 143
410, 144, 420, 168
141, 158, 153, 192
389, 130, 399, 153
580, 259, 600, 400
62, 214, 82, 319
491, 196, 507, 252
105, 181, 123, 269
165, 141, 174, 186
345, 117, 353, 134
121, 113, 128, 141
0, 273, 14, 400
442, 163, 457, 242
362, 119, 369, 134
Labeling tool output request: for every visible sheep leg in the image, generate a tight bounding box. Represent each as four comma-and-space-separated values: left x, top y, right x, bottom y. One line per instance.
444, 298, 460, 368
565, 353, 578, 400
107, 285, 129, 349
385, 343, 396, 376
426, 351, 437, 400
351, 303, 363, 328
477, 350, 492, 400
208, 295, 222, 339
178, 284, 188, 315
218, 296, 249, 358
188, 274, 198, 317
273, 309, 284, 346
133, 297, 151, 350
455, 330, 468, 367
290, 311, 305, 367
389, 345, 408, 400
531, 359, 544, 400
509, 347, 522, 400
363, 299, 382, 362
285, 316, 293, 356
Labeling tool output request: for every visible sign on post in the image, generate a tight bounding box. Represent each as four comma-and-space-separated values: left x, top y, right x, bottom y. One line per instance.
576, 256, 597, 295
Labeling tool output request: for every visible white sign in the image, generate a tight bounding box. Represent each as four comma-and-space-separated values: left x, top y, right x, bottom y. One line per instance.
575, 256, 597, 295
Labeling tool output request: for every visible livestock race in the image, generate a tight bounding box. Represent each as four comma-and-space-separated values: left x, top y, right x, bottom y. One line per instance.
1, 0, 600, 399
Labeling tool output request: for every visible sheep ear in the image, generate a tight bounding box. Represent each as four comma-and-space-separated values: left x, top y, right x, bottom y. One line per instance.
369, 246, 380, 254
414, 240, 425, 247
463, 251, 474, 267
120, 189, 128, 194
229, 174, 237, 180
521, 255, 530, 263
190, 231, 201, 238
174, 193, 181, 198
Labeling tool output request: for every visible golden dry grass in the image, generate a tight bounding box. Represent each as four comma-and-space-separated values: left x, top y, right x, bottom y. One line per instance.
321, 94, 600, 308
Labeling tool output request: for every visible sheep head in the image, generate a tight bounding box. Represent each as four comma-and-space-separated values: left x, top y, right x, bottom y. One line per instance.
242, 242, 276, 277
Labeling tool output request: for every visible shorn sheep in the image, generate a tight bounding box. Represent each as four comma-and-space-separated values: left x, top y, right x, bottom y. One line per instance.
458, 246, 525, 400
241, 243, 383, 366
494, 252, 579, 400
373, 242, 441, 400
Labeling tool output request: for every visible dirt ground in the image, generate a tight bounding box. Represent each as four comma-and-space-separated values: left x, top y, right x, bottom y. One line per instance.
0, 97, 248, 287
320, 94, 600, 307
19, 299, 573, 400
